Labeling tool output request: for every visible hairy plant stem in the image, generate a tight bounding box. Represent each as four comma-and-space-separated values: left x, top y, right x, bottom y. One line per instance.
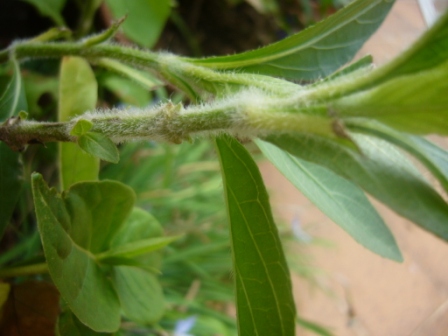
0, 94, 335, 151
0, 262, 48, 278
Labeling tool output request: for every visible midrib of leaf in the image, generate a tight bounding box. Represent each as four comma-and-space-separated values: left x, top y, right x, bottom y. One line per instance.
228, 186, 286, 335
235, 265, 257, 335
189, 0, 385, 69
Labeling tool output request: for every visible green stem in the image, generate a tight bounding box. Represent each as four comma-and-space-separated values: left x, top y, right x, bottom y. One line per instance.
0, 262, 48, 278
0, 91, 335, 151
1, 40, 301, 98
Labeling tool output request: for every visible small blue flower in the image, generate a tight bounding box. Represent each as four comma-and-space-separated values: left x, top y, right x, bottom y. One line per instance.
174, 315, 197, 336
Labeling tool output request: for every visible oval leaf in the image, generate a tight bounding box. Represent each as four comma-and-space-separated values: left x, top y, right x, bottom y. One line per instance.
58, 56, 99, 189
256, 139, 402, 261
31, 174, 135, 332
113, 267, 165, 324
78, 132, 119, 163
215, 135, 296, 336
266, 134, 448, 241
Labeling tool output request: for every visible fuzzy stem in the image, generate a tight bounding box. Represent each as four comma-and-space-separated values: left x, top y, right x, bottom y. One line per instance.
0, 92, 335, 150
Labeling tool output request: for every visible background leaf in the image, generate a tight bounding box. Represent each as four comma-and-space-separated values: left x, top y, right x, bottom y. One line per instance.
22, 0, 67, 26
215, 135, 296, 336
113, 266, 165, 324
110, 208, 166, 324
57, 310, 110, 336
58, 57, 99, 189
105, 0, 171, 48
350, 121, 448, 194
0, 59, 27, 239
266, 134, 448, 241
32, 174, 135, 332
0, 59, 28, 120
256, 139, 402, 261
185, 0, 394, 80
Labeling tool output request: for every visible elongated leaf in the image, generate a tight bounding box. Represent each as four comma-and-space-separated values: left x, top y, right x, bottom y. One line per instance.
296, 316, 335, 336
97, 236, 179, 262
0, 59, 27, 120
324, 9, 448, 98
336, 60, 448, 135
215, 135, 296, 336
186, 0, 394, 80
319, 54, 373, 84
32, 174, 135, 332
78, 132, 120, 163
100, 74, 151, 107
256, 139, 402, 261
0, 59, 27, 239
350, 121, 448, 194
105, 0, 171, 48
59, 57, 99, 189
266, 134, 448, 241
366, 8, 448, 87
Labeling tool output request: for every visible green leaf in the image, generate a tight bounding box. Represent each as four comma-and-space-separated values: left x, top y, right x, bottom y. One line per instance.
59, 56, 99, 189
113, 266, 165, 324
319, 54, 373, 84
109, 208, 166, 324
96, 58, 162, 91
22, 0, 66, 26
336, 60, 448, 135
100, 74, 151, 107
296, 316, 335, 336
0, 59, 28, 121
365, 8, 448, 87
97, 236, 179, 262
256, 139, 401, 261
32, 174, 135, 332
185, 0, 394, 80
111, 208, 164, 249
105, 0, 171, 48
110, 207, 165, 269
70, 119, 93, 136
215, 135, 296, 336
266, 134, 448, 242
57, 310, 111, 336
78, 132, 120, 163
0, 59, 26, 239
350, 121, 448, 194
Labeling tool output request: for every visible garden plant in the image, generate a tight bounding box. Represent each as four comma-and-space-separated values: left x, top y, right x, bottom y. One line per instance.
1, 0, 448, 335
